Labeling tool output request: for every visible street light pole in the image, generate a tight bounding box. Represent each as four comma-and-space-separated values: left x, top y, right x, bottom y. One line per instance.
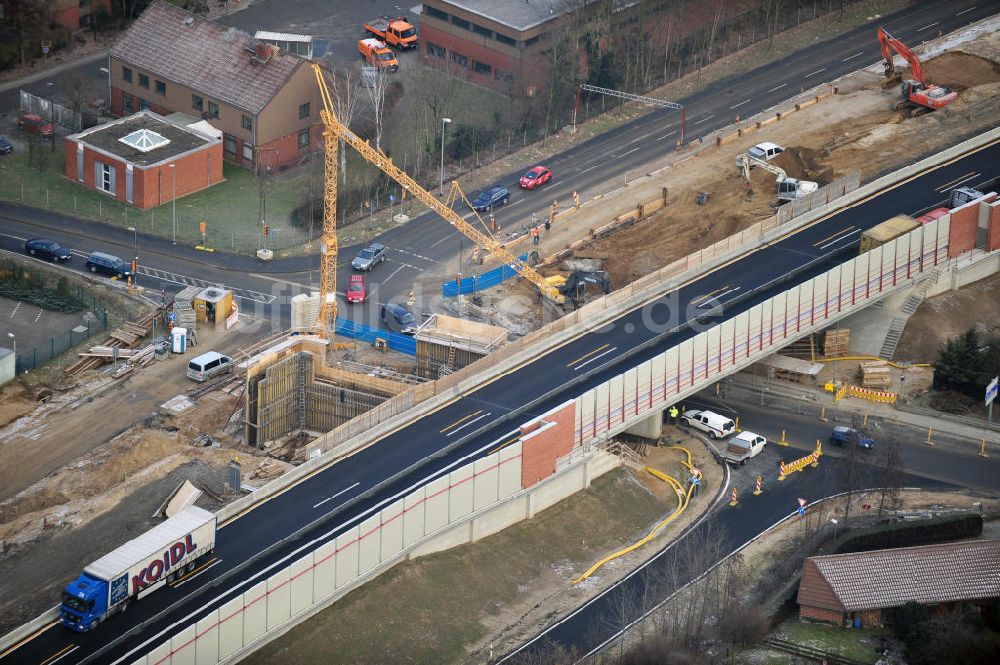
439, 117, 451, 195
46, 82, 54, 152
170, 163, 176, 244
127, 226, 138, 286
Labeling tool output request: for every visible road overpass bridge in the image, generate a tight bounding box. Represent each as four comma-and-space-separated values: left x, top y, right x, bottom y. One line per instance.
2, 129, 999, 665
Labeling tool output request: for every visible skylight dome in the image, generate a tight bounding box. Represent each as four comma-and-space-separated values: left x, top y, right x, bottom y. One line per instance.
119, 128, 170, 153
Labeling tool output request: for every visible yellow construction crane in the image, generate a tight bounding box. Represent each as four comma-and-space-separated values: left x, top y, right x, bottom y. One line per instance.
312, 65, 340, 338
311, 64, 565, 304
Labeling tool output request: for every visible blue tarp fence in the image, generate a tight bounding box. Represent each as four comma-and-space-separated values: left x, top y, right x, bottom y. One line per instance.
334, 317, 416, 355
442, 253, 529, 297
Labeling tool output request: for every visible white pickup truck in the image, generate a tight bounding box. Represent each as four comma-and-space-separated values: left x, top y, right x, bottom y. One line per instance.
721, 431, 767, 466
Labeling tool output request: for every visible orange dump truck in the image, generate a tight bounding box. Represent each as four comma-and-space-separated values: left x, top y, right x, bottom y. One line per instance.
363, 15, 418, 49
358, 38, 399, 72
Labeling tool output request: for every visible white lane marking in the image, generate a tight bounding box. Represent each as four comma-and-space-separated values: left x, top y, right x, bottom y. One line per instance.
655, 130, 677, 141
170, 558, 223, 589
312, 481, 361, 509
697, 288, 742, 308
430, 232, 456, 248
618, 147, 639, 158
729, 99, 751, 109
917, 21, 940, 31
956, 6, 977, 16
768, 83, 787, 92
715, 286, 742, 302
579, 164, 599, 174
573, 346, 618, 371
111, 425, 521, 665
819, 228, 862, 250
508, 199, 523, 207
693, 114, 715, 125
804, 67, 826, 78
445, 412, 492, 437
842, 51, 864, 61
381, 264, 408, 283
940, 173, 981, 191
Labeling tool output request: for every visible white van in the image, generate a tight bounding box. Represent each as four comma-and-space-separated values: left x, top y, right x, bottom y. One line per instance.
186, 351, 233, 382
681, 409, 736, 439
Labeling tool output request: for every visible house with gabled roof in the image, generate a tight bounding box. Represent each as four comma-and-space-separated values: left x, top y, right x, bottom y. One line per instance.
108, 0, 323, 171
797, 540, 1000, 627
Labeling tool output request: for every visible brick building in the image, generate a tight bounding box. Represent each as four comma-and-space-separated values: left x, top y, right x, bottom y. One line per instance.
108, 0, 323, 171
797, 540, 1000, 627
64, 110, 222, 210
51, 0, 111, 31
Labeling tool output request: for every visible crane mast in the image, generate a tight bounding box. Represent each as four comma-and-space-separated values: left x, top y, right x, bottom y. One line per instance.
312, 66, 339, 337
311, 64, 563, 304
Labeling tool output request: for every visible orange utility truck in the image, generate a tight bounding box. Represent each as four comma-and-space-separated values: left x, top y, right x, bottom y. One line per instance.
358, 38, 399, 71
363, 15, 418, 49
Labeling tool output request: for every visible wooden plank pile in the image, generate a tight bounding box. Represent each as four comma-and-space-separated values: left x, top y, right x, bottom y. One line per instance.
860, 359, 892, 389
821, 329, 850, 358
67, 314, 156, 375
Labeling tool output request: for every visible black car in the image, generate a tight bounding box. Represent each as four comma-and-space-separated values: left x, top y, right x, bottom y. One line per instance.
0, 135, 12, 155
25, 238, 72, 262
470, 185, 510, 212
85, 251, 132, 279
380, 302, 418, 334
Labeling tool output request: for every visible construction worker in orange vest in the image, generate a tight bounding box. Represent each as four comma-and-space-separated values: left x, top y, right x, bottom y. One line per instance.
531, 226, 540, 245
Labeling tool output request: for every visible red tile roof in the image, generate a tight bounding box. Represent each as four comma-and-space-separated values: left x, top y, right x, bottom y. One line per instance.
801, 540, 1000, 612
110, 0, 303, 115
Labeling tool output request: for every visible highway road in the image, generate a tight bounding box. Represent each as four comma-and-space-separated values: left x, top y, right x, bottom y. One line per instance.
1, 1, 996, 333
2, 126, 997, 665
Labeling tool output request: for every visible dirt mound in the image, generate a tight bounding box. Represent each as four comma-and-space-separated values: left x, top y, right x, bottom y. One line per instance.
770, 147, 835, 184
922, 51, 1000, 90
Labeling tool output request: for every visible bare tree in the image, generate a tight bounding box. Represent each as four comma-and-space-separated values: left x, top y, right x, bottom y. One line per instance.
840, 413, 866, 530
328, 64, 361, 183
877, 434, 905, 518
363, 66, 389, 152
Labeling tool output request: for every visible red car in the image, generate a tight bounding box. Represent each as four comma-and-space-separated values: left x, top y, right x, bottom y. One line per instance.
17, 113, 54, 138
519, 165, 552, 190
346, 274, 367, 303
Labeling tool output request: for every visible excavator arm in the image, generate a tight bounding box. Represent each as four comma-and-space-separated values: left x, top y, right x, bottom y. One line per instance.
877, 26, 925, 83
312, 64, 564, 304
740, 153, 788, 183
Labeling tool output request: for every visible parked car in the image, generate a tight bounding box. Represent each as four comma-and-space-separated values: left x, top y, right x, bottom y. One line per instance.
470, 185, 510, 212
681, 409, 736, 439
721, 431, 767, 466
17, 112, 54, 138
186, 351, 234, 382
381, 302, 418, 334
25, 238, 71, 262
735, 141, 783, 168
351, 242, 387, 271
0, 135, 13, 155
346, 274, 367, 303
519, 165, 552, 190
829, 426, 875, 450
85, 251, 132, 279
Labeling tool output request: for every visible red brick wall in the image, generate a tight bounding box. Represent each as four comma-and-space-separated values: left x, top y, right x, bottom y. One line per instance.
799, 605, 843, 624
520, 402, 576, 489
257, 123, 323, 170
988, 202, 1000, 252
948, 204, 978, 258
419, 24, 532, 93
65, 137, 223, 210
52, 4, 81, 31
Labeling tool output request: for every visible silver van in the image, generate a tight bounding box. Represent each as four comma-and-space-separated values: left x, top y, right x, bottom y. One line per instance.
186, 351, 233, 382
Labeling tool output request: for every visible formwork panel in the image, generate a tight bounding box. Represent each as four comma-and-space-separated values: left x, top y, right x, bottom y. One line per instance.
424, 475, 451, 534
265, 568, 291, 630
381, 498, 406, 559
195, 609, 220, 665
217, 596, 245, 660
448, 463, 475, 521
623, 367, 638, 418
357, 514, 382, 574
168, 624, 197, 665
498, 441, 522, 497
402, 488, 426, 548
335, 526, 360, 589
242, 580, 268, 646
313, 539, 336, 599
473, 454, 500, 510
593, 383, 610, 434
289, 552, 315, 617
636, 361, 652, 411
608, 374, 624, 426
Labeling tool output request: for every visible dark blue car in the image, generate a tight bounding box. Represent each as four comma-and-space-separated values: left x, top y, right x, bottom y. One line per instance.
470, 185, 510, 212
829, 426, 875, 450
0, 135, 12, 155
25, 238, 72, 262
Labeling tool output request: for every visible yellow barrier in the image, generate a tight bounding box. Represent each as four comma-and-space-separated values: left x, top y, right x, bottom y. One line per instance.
778, 441, 823, 481
847, 385, 897, 404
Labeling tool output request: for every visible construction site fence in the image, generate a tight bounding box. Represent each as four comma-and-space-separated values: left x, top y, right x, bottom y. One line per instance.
12, 305, 109, 374
19, 89, 83, 132
334, 317, 416, 355
441, 253, 529, 296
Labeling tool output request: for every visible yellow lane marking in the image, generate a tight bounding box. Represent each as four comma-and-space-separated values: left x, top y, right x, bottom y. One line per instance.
934, 170, 977, 192
0, 621, 60, 659
488, 436, 521, 455
439, 410, 483, 433
39, 644, 75, 665
813, 225, 856, 247
566, 343, 610, 367
690, 285, 728, 305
